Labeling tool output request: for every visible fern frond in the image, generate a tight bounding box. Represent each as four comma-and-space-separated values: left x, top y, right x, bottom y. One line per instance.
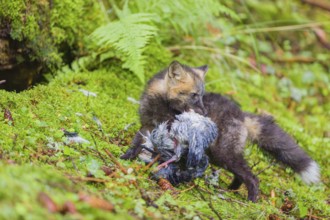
216, 4, 240, 21
132, 0, 240, 37
91, 13, 158, 83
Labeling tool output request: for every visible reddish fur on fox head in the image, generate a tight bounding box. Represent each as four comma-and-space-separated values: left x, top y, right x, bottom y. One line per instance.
148, 61, 208, 115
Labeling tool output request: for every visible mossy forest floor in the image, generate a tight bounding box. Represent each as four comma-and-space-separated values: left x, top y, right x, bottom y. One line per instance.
0, 60, 329, 219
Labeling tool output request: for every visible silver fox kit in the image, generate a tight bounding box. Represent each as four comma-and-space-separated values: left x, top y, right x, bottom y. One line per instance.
121, 61, 320, 202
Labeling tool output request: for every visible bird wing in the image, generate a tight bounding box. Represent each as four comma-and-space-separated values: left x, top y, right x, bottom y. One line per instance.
150, 121, 176, 161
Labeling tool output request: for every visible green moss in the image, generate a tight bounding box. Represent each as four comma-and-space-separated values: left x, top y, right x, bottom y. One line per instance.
0, 163, 136, 220
0, 62, 329, 219
0, 0, 329, 216
0, 163, 70, 219
0, 0, 104, 70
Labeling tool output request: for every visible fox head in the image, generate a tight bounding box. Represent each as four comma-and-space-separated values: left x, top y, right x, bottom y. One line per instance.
164, 61, 208, 115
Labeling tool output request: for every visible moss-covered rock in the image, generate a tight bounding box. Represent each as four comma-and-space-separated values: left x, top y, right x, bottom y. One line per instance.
0, 0, 104, 91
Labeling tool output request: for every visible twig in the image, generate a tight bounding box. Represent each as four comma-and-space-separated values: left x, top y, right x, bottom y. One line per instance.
313, 27, 330, 50
69, 157, 78, 172
195, 186, 222, 220
307, 214, 324, 220
195, 211, 214, 220
231, 21, 329, 35
68, 176, 109, 183
255, 162, 275, 176
144, 154, 160, 171
250, 160, 261, 169
179, 184, 196, 194
0, 80, 6, 85
107, 171, 119, 178
104, 149, 127, 174
103, 149, 158, 208
217, 187, 243, 193
167, 45, 261, 73
301, 0, 330, 12
272, 57, 316, 63
198, 185, 249, 207
90, 134, 108, 165
220, 196, 249, 207
124, 122, 136, 131
132, 170, 159, 208
197, 184, 215, 194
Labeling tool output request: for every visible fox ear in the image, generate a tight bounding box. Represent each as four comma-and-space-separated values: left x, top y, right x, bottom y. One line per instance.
168, 61, 186, 80
194, 65, 208, 79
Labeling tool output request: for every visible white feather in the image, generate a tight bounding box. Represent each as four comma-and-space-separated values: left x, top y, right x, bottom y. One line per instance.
79, 89, 97, 97
67, 136, 90, 144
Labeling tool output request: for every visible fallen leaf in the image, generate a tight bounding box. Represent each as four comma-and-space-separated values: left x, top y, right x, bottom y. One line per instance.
79, 192, 114, 212
206, 23, 221, 36
101, 166, 115, 176
38, 192, 59, 213
268, 214, 281, 220
270, 189, 276, 206
313, 27, 330, 50
281, 198, 295, 214
4, 109, 14, 126
61, 201, 77, 214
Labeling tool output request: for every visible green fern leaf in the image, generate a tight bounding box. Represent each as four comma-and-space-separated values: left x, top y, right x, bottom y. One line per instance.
216, 4, 240, 21
130, 0, 240, 42
91, 13, 158, 83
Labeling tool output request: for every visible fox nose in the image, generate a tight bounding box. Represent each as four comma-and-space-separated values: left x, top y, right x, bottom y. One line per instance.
193, 106, 207, 116
197, 98, 207, 116
200, 107, 208, 116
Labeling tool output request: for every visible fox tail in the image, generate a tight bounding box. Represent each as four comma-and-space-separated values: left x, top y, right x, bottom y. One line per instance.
243, 113, 320, 184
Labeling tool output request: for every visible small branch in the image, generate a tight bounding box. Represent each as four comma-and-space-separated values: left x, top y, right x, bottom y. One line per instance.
103, 149, 158, 208
68, 176, 109, 183
0, 80, 6, 85
313, 27, 330, 50
107, 171, 119, 178
104, 149, 127, 174
198, 185, 249, 206
69, 157, 78, 172
179, 184, 196, 194
232, 21, 328, 35
250, 160, 261, 169
272, 57, 316, 63
144, 154, 160, 171
167, 45, 261, 73
90, 134, 108, 165
220, 196, 249, 207
301, 0, 330, 12
306, 214, 324, 220
209, 197, 221, 220
195, 186, 222, 220
133, 172, 159, 208
255, 162, 275, 176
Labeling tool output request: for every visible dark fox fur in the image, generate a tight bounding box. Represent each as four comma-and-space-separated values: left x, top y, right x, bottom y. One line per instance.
121, 61, 320, 202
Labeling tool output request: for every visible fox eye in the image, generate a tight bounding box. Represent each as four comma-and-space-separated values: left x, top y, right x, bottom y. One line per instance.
191, 93, 199, 99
